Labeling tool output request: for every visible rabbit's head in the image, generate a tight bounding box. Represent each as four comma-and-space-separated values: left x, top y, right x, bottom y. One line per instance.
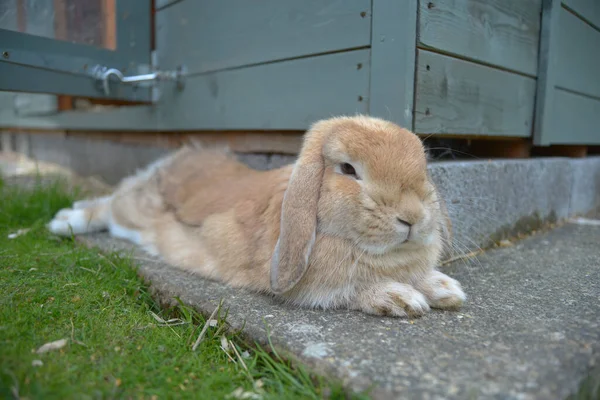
271, 115, 450, 294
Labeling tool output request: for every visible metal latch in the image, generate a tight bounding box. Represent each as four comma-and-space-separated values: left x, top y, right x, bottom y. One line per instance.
90, 64, 187, 99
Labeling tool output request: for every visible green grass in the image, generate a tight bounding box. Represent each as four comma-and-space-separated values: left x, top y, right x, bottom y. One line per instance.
0, 176, 367, 400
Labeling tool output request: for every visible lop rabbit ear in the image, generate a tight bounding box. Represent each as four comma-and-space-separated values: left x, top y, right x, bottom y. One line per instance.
270, 133, 325, 294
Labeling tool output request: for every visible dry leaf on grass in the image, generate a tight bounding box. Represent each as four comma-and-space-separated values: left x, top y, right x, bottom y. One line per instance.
8, 228, 30, 239
226, 387, 263, 400
191, 303, 221, 351
148, 311, 187, 326
36, 338, 68, 354
220, 336, 230, 351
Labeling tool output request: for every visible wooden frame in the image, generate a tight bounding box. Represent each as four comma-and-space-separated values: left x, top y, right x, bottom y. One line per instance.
534, 0, 600, 146
369, 0, 417, 129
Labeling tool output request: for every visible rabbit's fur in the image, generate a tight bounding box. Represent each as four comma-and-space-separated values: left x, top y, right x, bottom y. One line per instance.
48, 116, 465, 317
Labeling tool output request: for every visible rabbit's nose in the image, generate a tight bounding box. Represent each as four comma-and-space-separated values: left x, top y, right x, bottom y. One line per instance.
396, 217, 412, 238
396, 217, 413, 228
395, 217, 412, 241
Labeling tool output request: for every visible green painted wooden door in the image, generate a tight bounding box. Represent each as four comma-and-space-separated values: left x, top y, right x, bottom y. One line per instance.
0, 1, 151, 101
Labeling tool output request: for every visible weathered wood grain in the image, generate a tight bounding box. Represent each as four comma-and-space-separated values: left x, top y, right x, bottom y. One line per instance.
418, 0, 542, 76
156, 0, 371, 74
414, 50, 536, 136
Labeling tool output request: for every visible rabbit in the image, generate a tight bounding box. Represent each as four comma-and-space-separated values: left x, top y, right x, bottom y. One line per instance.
47, 115, 466, 317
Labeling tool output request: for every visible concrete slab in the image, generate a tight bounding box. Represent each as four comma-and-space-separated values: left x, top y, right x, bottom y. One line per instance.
82, 221, 600, 400
429, 158, 575, 251
570, 157, 600, 217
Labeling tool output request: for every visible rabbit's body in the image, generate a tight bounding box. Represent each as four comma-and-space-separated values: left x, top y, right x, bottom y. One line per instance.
49, 116, 466, 317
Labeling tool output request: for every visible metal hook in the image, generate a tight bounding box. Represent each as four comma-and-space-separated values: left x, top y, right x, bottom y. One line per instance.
90, 64, 186, 97
100, 68, 125, 95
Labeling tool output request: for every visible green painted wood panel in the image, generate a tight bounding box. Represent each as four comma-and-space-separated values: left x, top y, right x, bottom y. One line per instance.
0, 61, 149, 101
156, 0, 370, 74
155, 0, 181, 11
0, 50, 369, 131
157, 50, 370, 130
534, 0, 600, 145
562, 0, 600, 28
418, 0, 542, 76
547, 88, 600, 144
555, 7, 600, 98
533, 0, 560, 146
414, 50, 535, 136
369, 0, 417, 130
0, 105, 158, 130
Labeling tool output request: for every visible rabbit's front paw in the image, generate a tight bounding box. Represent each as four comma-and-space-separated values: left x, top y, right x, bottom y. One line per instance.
415, 270, 466, 310
357, 282, 430, 318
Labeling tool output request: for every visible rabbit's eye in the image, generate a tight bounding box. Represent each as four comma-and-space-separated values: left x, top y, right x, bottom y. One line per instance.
340, 163, 359, 179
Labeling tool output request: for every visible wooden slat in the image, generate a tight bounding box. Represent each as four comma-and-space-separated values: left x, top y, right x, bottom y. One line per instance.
16, 0, 27, 32
101, 0, 117, 50
157, 49, 370, 130
554, 7, 600, 98
369, 0, 417, 129
414, 50, 536, 136
544, 88, 600, 145
562, 0, 600, 29
0, 61, 149, 102
54, 0, 71, 112
533, 0, 560, 146
418, 0, 542, 76
155, 0, 371, 74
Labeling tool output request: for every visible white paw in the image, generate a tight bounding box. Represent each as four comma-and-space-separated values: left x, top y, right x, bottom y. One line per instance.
418, 270, 466, 310
47, 208, 88, 236
359, 282, 430, 318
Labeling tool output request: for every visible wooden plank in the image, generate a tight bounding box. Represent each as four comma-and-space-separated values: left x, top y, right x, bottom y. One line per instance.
414, 50, 536, 136
554, 7, 600, 98
533, 0, 561, 146
0, 50, 369, 131
16, 0, 26, 32
157, 49, 370, 130
101, 0, 116, 50
544, 88, 600, 145
0, 61, 150, 102
52, 1, 68, 40
155, 0, 181, 11
53, 0, 70, 113
155, 0, 371, 74
418, 0, 542, 76
562, 0, 600, 29
369, 0, 417, 130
